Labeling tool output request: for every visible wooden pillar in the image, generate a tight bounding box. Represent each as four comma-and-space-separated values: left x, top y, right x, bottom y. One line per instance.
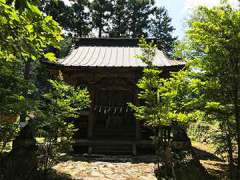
133, 86, 141, 156
88, 111, 94, 139
132, 143, 137, 156
134, 115, 141, 156
136, 121, 141, 140
88, 83, 95, 154
88, 112, 94, 154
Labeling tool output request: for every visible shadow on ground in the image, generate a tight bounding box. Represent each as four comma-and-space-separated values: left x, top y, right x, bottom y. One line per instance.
58, 153, 158, 164
192, 146, 229, 179
32, 170, 72, 180
192, 147, 224, 162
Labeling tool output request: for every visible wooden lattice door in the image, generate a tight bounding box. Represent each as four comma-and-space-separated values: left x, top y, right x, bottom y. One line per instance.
95, 89, 135, 129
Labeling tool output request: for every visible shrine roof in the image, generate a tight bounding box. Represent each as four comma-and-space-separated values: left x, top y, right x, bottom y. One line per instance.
51, 38, 185, 68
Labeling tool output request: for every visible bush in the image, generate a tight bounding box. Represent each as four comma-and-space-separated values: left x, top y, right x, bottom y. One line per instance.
35, 80, 90, 171
0, 117, 20, 154
187, 121, 218, 143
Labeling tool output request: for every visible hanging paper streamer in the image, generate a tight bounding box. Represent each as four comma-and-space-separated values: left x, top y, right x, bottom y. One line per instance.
114, 107, 117, 114
119, 107, 123, 113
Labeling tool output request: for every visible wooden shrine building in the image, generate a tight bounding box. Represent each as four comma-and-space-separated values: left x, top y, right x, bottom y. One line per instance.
46, 38, 185, 155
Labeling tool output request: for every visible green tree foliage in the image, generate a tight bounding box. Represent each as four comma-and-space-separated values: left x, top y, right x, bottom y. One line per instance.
92, 0, 155, 38
130, 37, 205, 179
58, 36, 73, 58
189, 2, 240, 165
6, 0, 39, 10
0, 117, 20, 153
130, 38, 200, 128
0, 1, 90, 177
39, 0, 176, 55
90, 0, 113, 37
36, 79, 90, 170
109, 0, 129, 37
149, 7, 177, 55
41, 0, 91, 39
180, 2, 240, 177
40, 0, 73, 33
0, 61, 31, 114
0, 0, 62, 115
71, 0, 91, 38
0, 1, 60, 176
127, 0, 155, 38
0, 0, 62, 62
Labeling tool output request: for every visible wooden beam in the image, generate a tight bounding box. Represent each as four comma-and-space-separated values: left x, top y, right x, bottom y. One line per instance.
74, 139, 153, 146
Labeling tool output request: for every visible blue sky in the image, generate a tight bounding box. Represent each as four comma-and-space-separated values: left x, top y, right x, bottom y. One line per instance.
155, 0, 186, 39
63, 0, 239, 39
156, 0, 239, 39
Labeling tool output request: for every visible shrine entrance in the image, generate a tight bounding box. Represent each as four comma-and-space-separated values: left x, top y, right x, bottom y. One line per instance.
92, 78, 136, 140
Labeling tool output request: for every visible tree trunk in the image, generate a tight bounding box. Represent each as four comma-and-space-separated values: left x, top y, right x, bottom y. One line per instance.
226, 132, 234, 177
98, 27, 102, 38
236, 101, 240, 179
98, 13, 103, 38
234, 59, 240, 179
24, 60, 31, 80
14, 60, 33, 147
223, 118, 235, 177
231, 57, 239, 179
233, 72, 240, 179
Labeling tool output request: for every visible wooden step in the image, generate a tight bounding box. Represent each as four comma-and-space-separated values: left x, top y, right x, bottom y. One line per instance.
93, 144, 133, 155
93, 128, 136, 140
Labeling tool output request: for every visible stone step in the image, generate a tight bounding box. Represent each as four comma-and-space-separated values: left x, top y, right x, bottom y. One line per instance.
93, 144, 133, 155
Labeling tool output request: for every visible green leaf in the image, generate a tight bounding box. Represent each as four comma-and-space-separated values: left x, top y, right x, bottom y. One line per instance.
0, 16, 7, 24
25, 24, 34, 33
31, 55, 37, 60
205, 102, 221, 109
10, 11, 20, 22
27, 2, 41, 16
44, 16, 53, 23
44, 52, 56, 61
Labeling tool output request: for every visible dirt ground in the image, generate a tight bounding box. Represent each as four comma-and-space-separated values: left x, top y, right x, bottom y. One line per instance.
192, 142, 229, 179
52, 142, 230, 180
53, 155, 157, 180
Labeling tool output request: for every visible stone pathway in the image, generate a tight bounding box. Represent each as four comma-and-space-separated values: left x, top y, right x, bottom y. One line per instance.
53, 155, 157, 180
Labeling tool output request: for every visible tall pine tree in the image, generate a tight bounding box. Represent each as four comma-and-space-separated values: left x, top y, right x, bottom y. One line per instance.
127, 0, 155, 38
149, 7, 177, 55
40, 0, 73, 32
40, 0, 91, 38
90, 0, 113, 37
40, 0, 177, 46
109, 0, 129, 37
71, 0, 91, 38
